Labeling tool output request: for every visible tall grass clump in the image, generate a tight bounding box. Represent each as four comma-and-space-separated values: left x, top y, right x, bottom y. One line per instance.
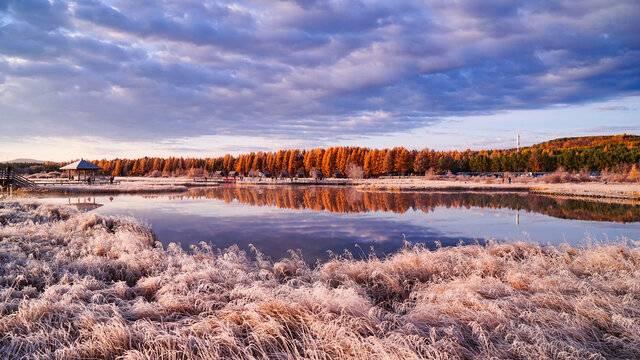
602, 163, 640, 183
542, 167, 593, 183
1, 199, 639, 359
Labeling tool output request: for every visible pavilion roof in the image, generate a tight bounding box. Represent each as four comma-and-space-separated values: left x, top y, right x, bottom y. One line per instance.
60, 159, 102, 170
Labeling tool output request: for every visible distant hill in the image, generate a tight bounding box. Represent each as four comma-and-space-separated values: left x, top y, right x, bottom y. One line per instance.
2, 158, 46, 164
528, 134, 640, 151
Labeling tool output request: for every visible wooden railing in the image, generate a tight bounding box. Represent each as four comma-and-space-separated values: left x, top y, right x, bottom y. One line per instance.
0, 170, 36, 188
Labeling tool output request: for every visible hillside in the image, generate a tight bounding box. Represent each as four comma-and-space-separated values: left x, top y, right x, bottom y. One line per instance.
528, 134, 640, 151
1, 158, 45, 164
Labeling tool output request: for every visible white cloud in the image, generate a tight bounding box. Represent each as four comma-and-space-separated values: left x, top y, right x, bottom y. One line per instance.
0, 0, 638, 156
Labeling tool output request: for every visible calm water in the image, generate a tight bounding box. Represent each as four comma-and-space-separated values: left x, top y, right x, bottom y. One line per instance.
37, 186, 640, 262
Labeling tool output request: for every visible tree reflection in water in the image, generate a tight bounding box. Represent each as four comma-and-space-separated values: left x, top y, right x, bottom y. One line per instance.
167, 186, 640, 223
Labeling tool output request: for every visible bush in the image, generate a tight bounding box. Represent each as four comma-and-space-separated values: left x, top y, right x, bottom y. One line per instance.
346, 163, 364, 179
424, 169, 438, 180
148, 170, 162, 178
602, 163, 640, 183
543, 167, 579, 183
630, 164, 639, 182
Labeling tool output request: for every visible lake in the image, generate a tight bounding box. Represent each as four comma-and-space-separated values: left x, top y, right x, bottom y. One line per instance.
37, 186, 640, 263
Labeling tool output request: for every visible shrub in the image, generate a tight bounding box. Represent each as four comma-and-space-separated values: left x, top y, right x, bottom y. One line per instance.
543, 167, 577, 183
602, 163, 640, 183
346, 163, 364, 179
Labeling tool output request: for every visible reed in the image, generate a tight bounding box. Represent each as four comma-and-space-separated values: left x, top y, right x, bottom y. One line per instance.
1, 199, 639, 359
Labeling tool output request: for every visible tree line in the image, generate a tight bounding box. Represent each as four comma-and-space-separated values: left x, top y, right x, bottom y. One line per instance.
70, 135, 639, 178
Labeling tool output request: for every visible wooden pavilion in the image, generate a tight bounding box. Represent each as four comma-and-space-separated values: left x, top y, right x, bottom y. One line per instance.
60, 159, 103, 181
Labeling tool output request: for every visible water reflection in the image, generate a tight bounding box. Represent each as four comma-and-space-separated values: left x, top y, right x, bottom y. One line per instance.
39, 186, 639, 263
167, 186, 640, 223
67, 197, 104, 212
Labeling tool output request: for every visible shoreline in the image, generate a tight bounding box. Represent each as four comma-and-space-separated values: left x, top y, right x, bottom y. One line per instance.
14, 179, 220, 195
11, 177, 640, 201
354, 179, 640, 201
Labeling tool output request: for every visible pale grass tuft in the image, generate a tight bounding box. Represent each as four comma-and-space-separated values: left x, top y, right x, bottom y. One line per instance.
602, 163, 640, 183
1, 199, 639, 359
543, 167, 580, 183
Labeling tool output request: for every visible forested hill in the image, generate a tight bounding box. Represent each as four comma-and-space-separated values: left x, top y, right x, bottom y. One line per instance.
7, 134, 640, 177
526, 134, 640, 151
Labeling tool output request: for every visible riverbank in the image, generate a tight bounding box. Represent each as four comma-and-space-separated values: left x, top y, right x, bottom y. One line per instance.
19, 183, 190, 194
356, 178, 640, 201
16, 177, 220, 195
1, 199, 639, 359
12, 176, 640, 201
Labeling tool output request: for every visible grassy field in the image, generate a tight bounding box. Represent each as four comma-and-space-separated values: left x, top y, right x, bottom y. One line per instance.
1, 199, 639, 359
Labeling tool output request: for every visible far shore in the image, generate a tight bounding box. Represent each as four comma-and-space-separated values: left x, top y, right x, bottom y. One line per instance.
354, 178, 640, 201
8, 176, 640, 201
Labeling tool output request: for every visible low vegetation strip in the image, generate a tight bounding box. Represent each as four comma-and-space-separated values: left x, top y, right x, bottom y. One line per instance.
18, 183, 189, 194
1, 200, 639, 359
356, 178, 640, 200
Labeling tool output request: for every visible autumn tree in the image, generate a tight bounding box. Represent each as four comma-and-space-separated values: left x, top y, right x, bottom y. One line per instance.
364, 151, 373, 176
394, 147, 412, 174
252, 152, 263, 171
322, 148, 336, 176
282, 150, 292, 174
223, 154, 234, 172
112, 160, 122, 177
303, 151, 314, 173
383, 149, 395, 174
275, 150, 285, 172
336, 147, 348, 173
131, 160, 140, 175
414, 149, 430, 173
288, 150, 304, 175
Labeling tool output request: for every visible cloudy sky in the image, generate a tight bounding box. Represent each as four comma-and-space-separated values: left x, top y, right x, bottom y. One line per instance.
0, 0, 638, 161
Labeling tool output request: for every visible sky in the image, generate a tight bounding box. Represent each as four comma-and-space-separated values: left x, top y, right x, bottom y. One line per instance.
0, 0, 639, 161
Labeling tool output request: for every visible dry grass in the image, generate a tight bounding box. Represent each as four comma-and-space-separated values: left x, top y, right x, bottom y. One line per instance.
542, 167, 590, 184
26, 171, 62, 179
543, 165, 640, 184
423, 170, 439, 180
20, 182, 189, 195
1, 199, 639, 359
602, 164, 640, 183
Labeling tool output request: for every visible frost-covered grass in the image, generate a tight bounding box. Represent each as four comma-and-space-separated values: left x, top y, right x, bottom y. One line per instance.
1, 199, 639, 359
357, 178, 640, 198
20, 177, 224, 194
21, 182, 189, 194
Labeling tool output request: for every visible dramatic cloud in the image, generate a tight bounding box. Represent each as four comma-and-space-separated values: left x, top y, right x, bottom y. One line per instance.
0, 0, 639, 143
